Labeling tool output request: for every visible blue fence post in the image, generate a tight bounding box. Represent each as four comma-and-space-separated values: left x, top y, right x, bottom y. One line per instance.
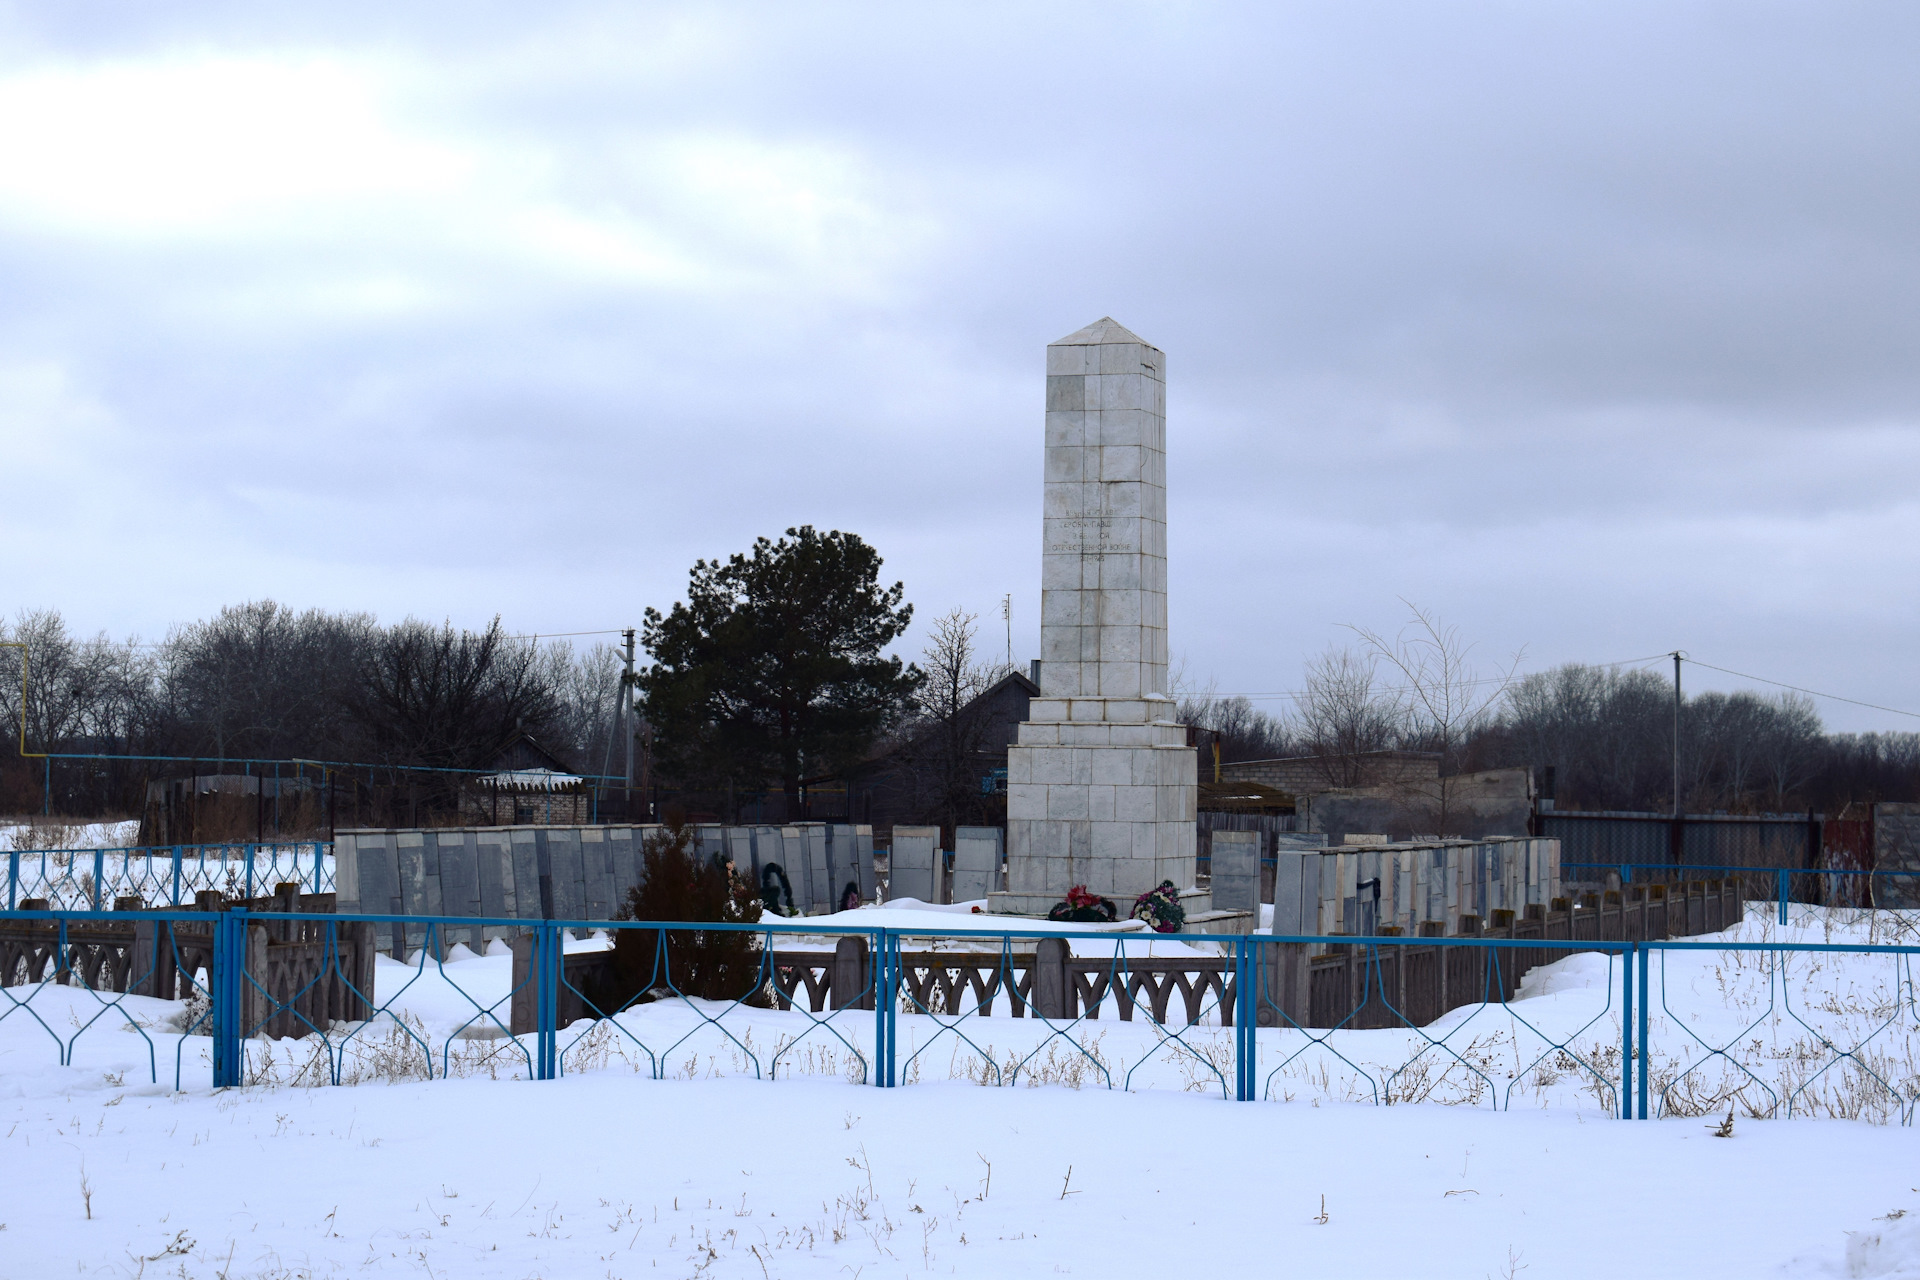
872, 928, 888, 1089
55, 917, 72, 1063
1248, 936, 1261, 1101
211, 911, 232, 1086
7, 850, 16, 909
1636, 943, 1651, 1119
1231, 937, 1249, 1101
533, 924, 547, 1080
92, 849, 104, 910
883, 930, 898, 1088
171, 845, 183, 908
535, 923, 558, 1081
245, 844, 255, 901
313, 841, 324, 893
1619, 943, 1633, 1119
1777, 869, 1789, 926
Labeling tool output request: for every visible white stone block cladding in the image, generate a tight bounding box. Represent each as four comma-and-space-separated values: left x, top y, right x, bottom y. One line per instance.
1039, 318, 1168, 703
1000, 318, 1198, 912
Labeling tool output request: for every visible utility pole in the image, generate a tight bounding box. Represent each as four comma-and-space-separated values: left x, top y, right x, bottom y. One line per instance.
1002, 594, 1013, 671
621, 629, 637, 810
1672, 651, 1682, 817
1671, 650, 1684, 864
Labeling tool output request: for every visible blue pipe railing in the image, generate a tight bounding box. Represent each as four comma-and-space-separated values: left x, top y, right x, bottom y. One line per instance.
4, 841, 331, 909
3, 907, 1913, 1122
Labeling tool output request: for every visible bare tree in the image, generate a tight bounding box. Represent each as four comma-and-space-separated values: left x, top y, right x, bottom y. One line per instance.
893, 608, 1009, 832
1350, 603, 1520, 834
1297, 645, 1405, 788
1499, 668, 1834, 814
350, 617, 561, 793
1756, 692, 1823, 809
160, 600, 373, 761
1172, 661, 1292, 767
1500, 662, 1671, 809
0, 609, 147, 752
535, 639, 623, 777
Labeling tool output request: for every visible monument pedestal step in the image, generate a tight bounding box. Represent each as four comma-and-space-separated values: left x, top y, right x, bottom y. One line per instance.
1176, 909, 1258, 936
985, 886, 1225, 929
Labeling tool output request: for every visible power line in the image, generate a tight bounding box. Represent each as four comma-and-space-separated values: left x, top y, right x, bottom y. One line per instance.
1188, 652, 1674, 702
1681, 658, 1920, 722
111, 628, 629, 649
1190, 649, 1920, 725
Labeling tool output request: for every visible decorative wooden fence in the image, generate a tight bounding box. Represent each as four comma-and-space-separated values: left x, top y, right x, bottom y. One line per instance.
1269, 879, 1740, 1031
0, 885, 375, 1039
510, 878, 1742, 1035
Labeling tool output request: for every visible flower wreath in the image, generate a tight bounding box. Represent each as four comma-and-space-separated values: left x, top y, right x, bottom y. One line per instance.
1047, 884, 1118, 924
1131, 880, 1186, 933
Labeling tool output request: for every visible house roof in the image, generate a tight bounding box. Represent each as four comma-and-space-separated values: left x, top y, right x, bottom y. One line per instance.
488, 732, 573, 774
804, 667, 1041, 784
1198, 780, 1297, 814
479, 767, 583, 791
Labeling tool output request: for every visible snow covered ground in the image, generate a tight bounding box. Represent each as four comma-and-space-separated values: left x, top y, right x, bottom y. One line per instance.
2, 904, 1918, 1276
0, 819, 140, 854
1, 1061, 1917, 1277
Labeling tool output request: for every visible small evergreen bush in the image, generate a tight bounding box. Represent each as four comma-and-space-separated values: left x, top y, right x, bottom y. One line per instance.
593, 821, 768, 1010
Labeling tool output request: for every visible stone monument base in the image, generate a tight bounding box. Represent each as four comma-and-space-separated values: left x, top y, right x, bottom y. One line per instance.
986, 884, 1213, 918
984, 886, 1252, 934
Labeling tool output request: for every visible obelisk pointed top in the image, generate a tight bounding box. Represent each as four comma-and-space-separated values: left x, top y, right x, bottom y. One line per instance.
1051, 316, 1157, 349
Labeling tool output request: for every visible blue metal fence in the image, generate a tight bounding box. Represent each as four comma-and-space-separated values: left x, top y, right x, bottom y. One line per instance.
1639, 937, 1919, 1123
3, 908, 1914, 1123
5, 841, 330, 910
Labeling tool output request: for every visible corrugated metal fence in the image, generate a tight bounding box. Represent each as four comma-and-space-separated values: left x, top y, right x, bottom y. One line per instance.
1542, 810, 1816, 870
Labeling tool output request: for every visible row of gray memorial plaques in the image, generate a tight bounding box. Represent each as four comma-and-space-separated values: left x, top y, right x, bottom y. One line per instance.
886, 826, 1006, 904
335, 823, 877, 959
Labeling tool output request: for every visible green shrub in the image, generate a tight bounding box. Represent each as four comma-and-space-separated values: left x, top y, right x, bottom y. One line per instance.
596, 820, 768, 1008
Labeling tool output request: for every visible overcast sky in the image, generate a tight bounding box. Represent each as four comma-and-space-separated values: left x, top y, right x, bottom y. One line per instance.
1, 3, 1916, 730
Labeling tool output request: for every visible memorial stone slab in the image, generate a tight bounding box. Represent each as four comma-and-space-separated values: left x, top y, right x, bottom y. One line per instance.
1208, 829, 1259, 914
476, 830, 513, 922
511, 829, 544, 920
435, 831, 482, 950
395, 832, 440, 959
853, 825, 877, 903
803, 824, 832, 913
1269, 852, 1316, 937
890, 827, 940, 903
579, 827, 613, 922
545, 829, 587, 930
951, 827, 1002, 903
726, 827, 755, 878
779, 828, 812, 913
825, 824, 863, 909
607, 828, 640, 905
334, 833, 361, 909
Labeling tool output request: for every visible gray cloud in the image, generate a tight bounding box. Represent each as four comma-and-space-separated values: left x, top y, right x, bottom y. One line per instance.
0, 2, 1915, 728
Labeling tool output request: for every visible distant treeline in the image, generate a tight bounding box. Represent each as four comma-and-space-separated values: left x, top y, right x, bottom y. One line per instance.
0, 603, 622, 815
9, 599, 1916, 821
1182, 660, 1920, 815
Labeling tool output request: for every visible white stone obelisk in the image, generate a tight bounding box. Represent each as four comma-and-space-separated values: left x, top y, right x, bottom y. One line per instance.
991, 318, 1200, 916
